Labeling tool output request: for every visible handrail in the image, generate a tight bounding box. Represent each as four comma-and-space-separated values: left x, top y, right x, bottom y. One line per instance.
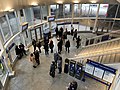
84, 37, 120, 48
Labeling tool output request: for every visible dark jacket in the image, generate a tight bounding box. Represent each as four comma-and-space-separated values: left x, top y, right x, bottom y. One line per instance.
65, 40, 70, 47
37, 41, 41, 48
15, 46, 20, 55
32, 39, 36, 46
49, 40, 54, 49
34, 50, 39, 59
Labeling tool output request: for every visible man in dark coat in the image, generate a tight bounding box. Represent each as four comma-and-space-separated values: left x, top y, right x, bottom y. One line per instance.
50, 61, 55, 78
65, 40, 70, 53
34, 50, 40, 65
19, 43, 27, 56
32, 39, 36, 52
44, 43, 49, 55
73, 29, 77, 41
15, 45, 21, 59
55, 26, 58, 37
57, 57, 62, 74
76, 36, 81, 49
57, 39, 63, 54
49, 40, 54, 53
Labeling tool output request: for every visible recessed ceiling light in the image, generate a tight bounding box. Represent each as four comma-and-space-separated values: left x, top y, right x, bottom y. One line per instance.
91, 0, 97, 3
31, 2, 38, 6
73, 0, 79, 3
57, 1, 63, 4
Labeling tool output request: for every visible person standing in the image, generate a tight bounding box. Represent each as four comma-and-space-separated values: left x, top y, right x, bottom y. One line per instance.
19, 43, 27, 56
37, 40, 41, 53
15, 45, 21, 59
65, 40, 70, 53
34, 50, 40, 65
32, 39, 36, 52
49, 40, 54, 53
71, 25, 74, 36
29, 53, 37, 68
49, 61, 56, 78
76, 36, 81, 49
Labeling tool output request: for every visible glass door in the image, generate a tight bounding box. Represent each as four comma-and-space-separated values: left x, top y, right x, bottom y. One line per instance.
30, 29, 36, 40
36, 28, 41, 40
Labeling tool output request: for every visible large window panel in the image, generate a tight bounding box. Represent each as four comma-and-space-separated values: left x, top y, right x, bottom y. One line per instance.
0, 16, 11, 41
32, 6, 41, 24
8, 12, 19, 34
24, 8, 33, 25
106, 4, 118, 18
41, 6, 48, 21
64, 4, 72, 18
98, 4, 109, 17
50, 5, 59, 19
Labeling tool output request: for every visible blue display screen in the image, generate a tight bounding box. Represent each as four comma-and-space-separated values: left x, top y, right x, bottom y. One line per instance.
48, 16, 55, 22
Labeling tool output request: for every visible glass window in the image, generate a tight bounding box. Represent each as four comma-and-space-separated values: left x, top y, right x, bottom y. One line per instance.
24, 8, 33, 25
106, 4, 118, 18
50, 5, 59, 19
64, 4, 72, 18
41, 6, 48, 21
8, 12, 19, 34
36, 28, 41, 40
98, 4, 109, 17
88, 4, 99, 17
0, 16, 11, 41
32, 6, 41, 24
0, 29, 4, 43
81, 4, 90, 17
20, 9, 25, 23
58, 4, 64, 18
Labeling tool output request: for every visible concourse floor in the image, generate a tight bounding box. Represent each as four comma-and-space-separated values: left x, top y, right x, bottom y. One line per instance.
6, 33, 106, 90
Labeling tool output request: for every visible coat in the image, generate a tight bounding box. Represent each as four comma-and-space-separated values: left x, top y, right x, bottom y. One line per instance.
29, 55, 36, 65
65, 41, 70, 47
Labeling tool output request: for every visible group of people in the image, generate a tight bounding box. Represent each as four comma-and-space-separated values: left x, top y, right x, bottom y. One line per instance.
49, 53, 62, 78
67, 80, 78, 90
15, 43, 27, 59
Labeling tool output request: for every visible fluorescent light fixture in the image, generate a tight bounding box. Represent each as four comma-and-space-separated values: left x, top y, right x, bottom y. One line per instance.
57, 1, 63, 4
73, 0, 79, 3
91, 0, 97, 3
4, 7, 11, 11
31, 2, 38, 6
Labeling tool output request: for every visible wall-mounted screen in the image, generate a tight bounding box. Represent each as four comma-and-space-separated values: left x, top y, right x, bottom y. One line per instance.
22, 23, 28, 31
48, 16, 55, 22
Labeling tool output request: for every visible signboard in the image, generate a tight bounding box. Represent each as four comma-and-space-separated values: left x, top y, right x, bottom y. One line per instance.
48, 16, 55, 22
93, 67, 104, 79
85, 64, 94, 75
103, 71, 115, 83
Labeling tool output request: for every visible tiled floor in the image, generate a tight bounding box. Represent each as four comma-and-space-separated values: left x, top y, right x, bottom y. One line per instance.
6, 33, 107, 90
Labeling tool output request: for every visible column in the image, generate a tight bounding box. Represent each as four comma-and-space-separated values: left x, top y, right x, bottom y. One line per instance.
93, 4, 100, 33
58, 4, 64, 18
71, 4, 74, 25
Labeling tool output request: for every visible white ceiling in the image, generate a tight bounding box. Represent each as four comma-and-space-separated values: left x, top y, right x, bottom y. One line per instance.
0, 0, 119, 14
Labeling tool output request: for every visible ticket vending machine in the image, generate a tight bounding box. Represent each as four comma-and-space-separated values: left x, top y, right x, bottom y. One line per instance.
75, 62, 83, 80
69, 60, 76, 77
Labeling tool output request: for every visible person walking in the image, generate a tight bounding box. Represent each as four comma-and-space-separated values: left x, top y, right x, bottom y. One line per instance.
44, 43, 49, 55
32, 39, 36, 52
57, 56, 62, 74
37, 40, 41, 53
73, 29, 77, 41
71, 25, 74, 36
29, 53, 37, 68
57, 39, 63, 54
34, 50, 40, 65
76, 36, 81, 49
55, 26, 58, 37
49, 40, 54, 53
65, 40, 70, 53
49, 61, 56, 78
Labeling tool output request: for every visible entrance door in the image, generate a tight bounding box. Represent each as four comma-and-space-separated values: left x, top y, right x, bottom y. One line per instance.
30, 29, 36, 40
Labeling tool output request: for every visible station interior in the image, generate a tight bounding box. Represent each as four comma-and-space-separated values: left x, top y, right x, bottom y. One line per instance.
0, 0, 120, 90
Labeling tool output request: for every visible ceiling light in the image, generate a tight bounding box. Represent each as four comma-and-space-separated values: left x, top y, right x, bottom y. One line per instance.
4, 7, 11, 12
57, 1, 63, 4
91, 0, 97, 3
73, 0, 79, 3
31, 2, 38, 6
9, 9, 14, 12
